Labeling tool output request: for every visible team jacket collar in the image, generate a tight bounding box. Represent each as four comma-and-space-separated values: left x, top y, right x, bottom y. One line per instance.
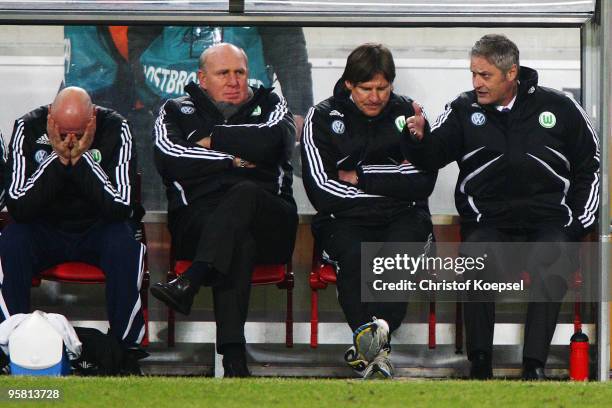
184, 81, 272, 122
515, 66, 539, 102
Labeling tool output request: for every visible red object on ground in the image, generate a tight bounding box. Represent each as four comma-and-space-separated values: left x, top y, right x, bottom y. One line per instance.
569, 330, 589, 381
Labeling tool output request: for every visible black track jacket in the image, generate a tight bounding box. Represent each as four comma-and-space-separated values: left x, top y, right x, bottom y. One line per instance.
154, 82, 295, 213
301, 80, 437, 227
6, 106, 138, 232
404, 67, 600, 238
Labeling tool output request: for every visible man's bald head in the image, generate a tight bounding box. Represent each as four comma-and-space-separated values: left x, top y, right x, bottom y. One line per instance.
50, 87, 94, 136
198, 43, 248, 72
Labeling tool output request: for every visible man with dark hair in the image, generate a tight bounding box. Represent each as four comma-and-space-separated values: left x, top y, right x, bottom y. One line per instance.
150, 43, 298, 377
301, 43, 436, 379
405, 34, 599, 379
339, 43, 397, 90
0, 87, 146, 352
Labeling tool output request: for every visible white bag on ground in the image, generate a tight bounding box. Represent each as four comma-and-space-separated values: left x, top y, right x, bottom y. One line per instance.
0, 310, 82, 376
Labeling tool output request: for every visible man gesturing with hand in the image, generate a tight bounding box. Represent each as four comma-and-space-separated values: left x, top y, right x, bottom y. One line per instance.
406, 101, 426, 141
403, 34, 599, 380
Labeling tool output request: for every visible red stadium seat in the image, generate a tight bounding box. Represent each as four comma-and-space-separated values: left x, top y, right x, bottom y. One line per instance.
166, 259, 294, 347
308, 253, 336, 348
34, 263, 110, 284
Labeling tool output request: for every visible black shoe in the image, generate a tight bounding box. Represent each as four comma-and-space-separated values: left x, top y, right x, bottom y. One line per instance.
120, 348, 149, 376
223, 357, 251, 378
222, 345, 251, 378
522, 365, 547, 380
150, 276, 197, 315
469, 352, 493, 380
0, 351, 10, 375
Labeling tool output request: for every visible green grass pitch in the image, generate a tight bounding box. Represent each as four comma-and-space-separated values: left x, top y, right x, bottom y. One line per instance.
1, 377, 612, 408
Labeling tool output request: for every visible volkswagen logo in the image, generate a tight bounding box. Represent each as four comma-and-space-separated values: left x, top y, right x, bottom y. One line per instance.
471, 112, 486, 126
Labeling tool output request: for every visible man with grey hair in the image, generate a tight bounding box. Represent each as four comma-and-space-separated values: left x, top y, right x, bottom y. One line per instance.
0, 87, 146, 363
150, 43, 297, 377
404, 34, 599, 379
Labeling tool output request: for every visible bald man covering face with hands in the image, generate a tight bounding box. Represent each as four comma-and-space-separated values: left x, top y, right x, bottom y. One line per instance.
0, 87, 146, 360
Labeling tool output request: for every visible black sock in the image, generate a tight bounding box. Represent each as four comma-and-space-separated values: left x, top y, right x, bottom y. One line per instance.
523, 357, 544, 369
181, 261, 212, 288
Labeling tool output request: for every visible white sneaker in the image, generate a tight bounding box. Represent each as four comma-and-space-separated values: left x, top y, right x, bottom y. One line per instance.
344, 345, 369, 377
353, 317, 390, 363
363, 351, 394, 380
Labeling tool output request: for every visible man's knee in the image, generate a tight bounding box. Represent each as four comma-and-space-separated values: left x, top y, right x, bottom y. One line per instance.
533, 227, 574, 244
99, 222, 141, 254
527, 241, 567, 268
99, 224, 143, 285
389, 212, 433, 243
325, 244, 361, 280
527, 228, 578, 271
461, 225, 505, 243
218, 181, 263, 218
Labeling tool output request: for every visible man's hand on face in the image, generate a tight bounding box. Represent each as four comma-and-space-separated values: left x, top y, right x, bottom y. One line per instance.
338, 169, 358, 185
406, 101, 425, 141
47, 106, 72, 166
70, 107, 97, 165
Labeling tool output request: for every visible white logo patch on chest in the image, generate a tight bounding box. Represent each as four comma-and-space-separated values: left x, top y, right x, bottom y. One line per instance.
89, 149, 102, 163
471, 112, 486, 126
539, 111, 556, 128
251, 106, 262, 117
331, 120, 345, 134
395, 115, 406, 132
36, 134, 50, 145
34, 149, 48, 164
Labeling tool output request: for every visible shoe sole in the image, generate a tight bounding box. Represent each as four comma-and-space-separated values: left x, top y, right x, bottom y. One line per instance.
364, 364, 393, 380
150, 286, 191, 315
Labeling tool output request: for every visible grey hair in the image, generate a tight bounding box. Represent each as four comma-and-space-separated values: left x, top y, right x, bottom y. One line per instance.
470, 34, 520, 74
